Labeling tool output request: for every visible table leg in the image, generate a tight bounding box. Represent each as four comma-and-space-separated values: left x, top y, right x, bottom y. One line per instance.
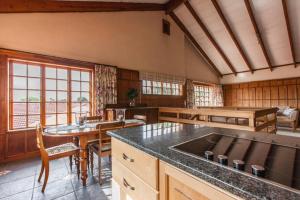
79, 136, 88, 186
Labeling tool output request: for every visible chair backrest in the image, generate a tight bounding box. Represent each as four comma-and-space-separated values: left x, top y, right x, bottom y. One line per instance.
86, 116, 102, 122
36, 124, 48, 156
96, 121, 125, 132
133, 115, 147, 122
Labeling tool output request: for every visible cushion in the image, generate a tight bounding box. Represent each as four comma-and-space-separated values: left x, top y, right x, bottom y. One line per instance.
283, 108, 295, 117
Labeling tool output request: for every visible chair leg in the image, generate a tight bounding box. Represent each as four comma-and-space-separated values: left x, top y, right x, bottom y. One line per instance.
87, 148, 90, 169
109, 155, 112, 163
75, 153, 80, 179
90, 149, 94, 175
98, 155, 102, 185
69, 155, 73, 172
42, 161, 49, 193
38, 161, 44, 182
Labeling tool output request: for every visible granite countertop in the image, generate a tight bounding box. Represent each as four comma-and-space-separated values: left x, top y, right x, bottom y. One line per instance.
107, 122, 300, 200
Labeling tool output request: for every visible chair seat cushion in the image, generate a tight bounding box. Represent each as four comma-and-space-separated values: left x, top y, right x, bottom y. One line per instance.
46, 143, 79, 156
91, 143, 111, 152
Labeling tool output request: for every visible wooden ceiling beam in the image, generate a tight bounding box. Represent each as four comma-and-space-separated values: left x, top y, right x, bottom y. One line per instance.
165, 0, 187, 14
211, 0, 254, 74
169, 12, 223, 77
0, 0, 165, 13
184, 1, 237, 76
281, 0, 296, 68
244, 0, 272, 71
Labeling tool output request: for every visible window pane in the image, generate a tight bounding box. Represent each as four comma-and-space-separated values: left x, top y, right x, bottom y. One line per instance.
13, 90, 27, 102
13, 63, 27, 76
13, 116, 26, 129
71, 71, 80, 81
81, 92, 89, 102
57, 69, 68, 79
28, 115, 40, 127
28, 78, 40, 89
81, 103, 90, 113
57, 80, 67, 91
71, 81, 80, 91
13, 103, 26, 115
57, 92, 67, 102
28, 65, 41, 77
81, 71, 89, 81
13, 77, 27, 89
28, 90, 40, 102
81, 82, 89, 91
72, 92, 81, 102
28, 103, 40, 114
46, 79, 56, 90
72, 103, 81, 113
46, 114, 56, 125
46, 102, 56, 114
46, 91, 56, 102
46, 67, 56, 78
57, 114, 67, 124
57, 103, 67, 113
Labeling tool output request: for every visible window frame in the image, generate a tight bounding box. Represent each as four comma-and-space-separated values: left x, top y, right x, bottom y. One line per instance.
8, 59, 93, 130
194, 84, 212, 107
142, 80, 183, 96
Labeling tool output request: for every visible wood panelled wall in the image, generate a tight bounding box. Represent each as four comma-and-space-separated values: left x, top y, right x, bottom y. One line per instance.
117, 68, 186, 107
223, 78, 300, 109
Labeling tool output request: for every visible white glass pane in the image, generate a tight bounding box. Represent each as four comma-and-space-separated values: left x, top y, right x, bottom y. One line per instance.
57, 103, 67, 113
81, 82, 89, 91
57, 80, 67, 90
72, 103, 81, 113
46, 79, 56, 90
57, 114, 67, 124
71, 71, 80, 81
13, 77, 27, 89
57, 91, 67, 102
46, 114, 56, 125
71, 81, 80, 91
81, 92, 89, 102
46, 67, 56, 79
72, 92, 81, 102
13, 116, 26, 129
81, 103, 90, 112
28, 90, 40, 102
28, 103, 40, 114
46, 102, 56, 114
57, 69, 68, 80
28, 78, 40, 89
28, 115, 40, 127
46, 91, 56, 102
13, 90, 27, 102
81, 71, 90, 81
13, 103, 26, 115
13, 63, 27, 76
28, 65, 41, 77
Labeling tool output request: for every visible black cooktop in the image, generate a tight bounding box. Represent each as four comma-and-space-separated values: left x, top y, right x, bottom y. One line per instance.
171, 133, 300, 190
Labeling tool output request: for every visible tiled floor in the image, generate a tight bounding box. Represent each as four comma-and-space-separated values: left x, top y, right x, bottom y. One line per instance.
0, 156, 112, 200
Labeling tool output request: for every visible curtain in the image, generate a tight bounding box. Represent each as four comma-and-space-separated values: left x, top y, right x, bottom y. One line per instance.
210, 84, 224, 107
94, 64, 117, 116
186, 79, 195, 108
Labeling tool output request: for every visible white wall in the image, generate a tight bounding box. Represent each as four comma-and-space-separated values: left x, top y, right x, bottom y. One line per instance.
0, 11, 219, 83
221, 64, 300, 84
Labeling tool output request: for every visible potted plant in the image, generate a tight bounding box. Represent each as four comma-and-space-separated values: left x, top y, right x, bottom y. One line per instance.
127, 88, 138, 107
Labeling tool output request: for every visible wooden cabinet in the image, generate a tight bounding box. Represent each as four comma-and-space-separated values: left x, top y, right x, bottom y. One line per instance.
159, 161, 241, 200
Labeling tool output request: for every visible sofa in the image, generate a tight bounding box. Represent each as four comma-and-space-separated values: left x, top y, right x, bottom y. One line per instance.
277, 107, 299, 132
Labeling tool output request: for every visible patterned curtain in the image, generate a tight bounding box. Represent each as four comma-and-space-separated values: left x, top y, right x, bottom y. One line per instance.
186, 79, 195, 108
94, 64, 117, 116
210, 84, 224, 106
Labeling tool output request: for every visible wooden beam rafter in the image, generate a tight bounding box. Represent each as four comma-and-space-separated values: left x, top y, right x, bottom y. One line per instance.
281, 0, 296, 68
169, 12, 223, 77
244, 0, 272, 71
211, 0, 254, 74
0, 0, 165, 13
165, 0, 187, 14
184, 1, 237, 75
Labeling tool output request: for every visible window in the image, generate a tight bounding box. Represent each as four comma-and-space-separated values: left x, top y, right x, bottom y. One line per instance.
194, 84, 212, 107
142, 80, 183, 96
9, 60, 92, 130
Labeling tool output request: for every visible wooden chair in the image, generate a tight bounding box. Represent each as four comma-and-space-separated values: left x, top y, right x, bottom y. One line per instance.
89, 121, 125, 185
36, 125, 80, 192
86, 115, 103, 122
133, 114, 147, 123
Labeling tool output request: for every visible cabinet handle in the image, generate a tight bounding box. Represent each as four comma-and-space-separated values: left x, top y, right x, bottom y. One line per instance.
123, 178, 135, 191
122, 153, 134, 162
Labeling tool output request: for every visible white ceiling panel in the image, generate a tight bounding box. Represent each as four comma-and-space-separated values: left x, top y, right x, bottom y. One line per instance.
190, 0, 249, 72
175, 4, 232, 74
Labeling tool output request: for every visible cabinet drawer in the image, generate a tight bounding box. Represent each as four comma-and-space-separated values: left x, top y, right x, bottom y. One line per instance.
112, 138, 158, 189
112, 158, 158, 200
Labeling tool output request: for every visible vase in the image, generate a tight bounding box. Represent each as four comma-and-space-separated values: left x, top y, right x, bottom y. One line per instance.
129, 99, 136, 107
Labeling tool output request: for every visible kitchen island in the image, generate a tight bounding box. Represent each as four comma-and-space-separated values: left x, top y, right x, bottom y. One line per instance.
108, 123, 300, 200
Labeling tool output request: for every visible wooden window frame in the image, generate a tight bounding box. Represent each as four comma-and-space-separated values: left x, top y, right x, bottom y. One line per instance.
194, 84, 212, 107
142, 80, 183, 96
8, 59, 93, 130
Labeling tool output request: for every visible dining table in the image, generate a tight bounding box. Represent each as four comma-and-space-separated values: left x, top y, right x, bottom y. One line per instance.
43, 119, 145, 186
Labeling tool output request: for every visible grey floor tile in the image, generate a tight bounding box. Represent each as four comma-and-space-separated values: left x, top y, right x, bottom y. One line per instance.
0, 166, 37, 184
75, 184, 109, 200
35, 167, 70, 188
33, 179, 74, 200
1, 189, 33, 200
52, 192, 76, 200
0, 175, 35, 199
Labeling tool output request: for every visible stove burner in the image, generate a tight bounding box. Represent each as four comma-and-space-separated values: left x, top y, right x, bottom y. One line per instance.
204, 151, 214, 161
233, 160, 245, 171
251, 165, 265, 177
218, 155, 228, 166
